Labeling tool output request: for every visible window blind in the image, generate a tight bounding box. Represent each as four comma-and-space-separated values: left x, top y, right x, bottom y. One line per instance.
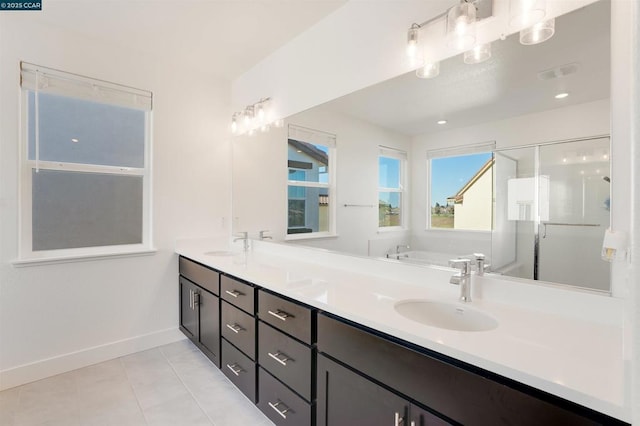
427, 141, 495, 159
288, 124, 336, 147
20, 62, 152, 111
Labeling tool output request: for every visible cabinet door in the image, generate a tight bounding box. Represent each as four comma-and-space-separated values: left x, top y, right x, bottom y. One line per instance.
317, 354, 407, 426
179, 277, 198, 340
199, 290, 220, 367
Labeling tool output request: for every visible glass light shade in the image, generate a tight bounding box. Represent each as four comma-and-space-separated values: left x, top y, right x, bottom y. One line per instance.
520, 18, 555, 45
446, 2, 476, 51
509, 0, 546, 28
464, 43, 491, 64
406, 26, 420, 58
416, 61, 440, 79
231, 116, 238, 134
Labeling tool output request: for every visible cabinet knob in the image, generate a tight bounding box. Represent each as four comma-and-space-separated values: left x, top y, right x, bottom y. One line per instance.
268, 351, 292, 366
394, 412, 404, 425
225, 323, 244, 334
268, 309, 293, 321
268, 400, 291, 419
225, 363, 244, 376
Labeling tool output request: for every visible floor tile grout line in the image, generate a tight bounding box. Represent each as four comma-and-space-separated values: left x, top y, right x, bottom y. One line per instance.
119, 355, 151, 425
159, 345, 218, 426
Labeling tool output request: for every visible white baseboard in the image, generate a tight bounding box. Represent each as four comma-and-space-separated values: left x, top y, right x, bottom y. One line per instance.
0, 327, 186, 391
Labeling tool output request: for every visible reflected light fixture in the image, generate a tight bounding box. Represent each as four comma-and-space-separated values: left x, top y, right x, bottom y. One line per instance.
437, 120, 448, 125
509, 0, 546, 28
464, 42, 491, 64
520, 18, 555, 45
406, 24, 420, 59
416, 61, 440, 79
230, 113, 239, 134
446, 1, 477, 51
554, 92, 569, 99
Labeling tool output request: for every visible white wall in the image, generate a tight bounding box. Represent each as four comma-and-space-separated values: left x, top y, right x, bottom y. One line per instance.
0, 16, 231, 389
232, 103, 411, 257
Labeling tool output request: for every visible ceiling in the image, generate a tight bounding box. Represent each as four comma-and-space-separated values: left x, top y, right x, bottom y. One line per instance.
326, 0, 610, 136
30, 0, 347, 80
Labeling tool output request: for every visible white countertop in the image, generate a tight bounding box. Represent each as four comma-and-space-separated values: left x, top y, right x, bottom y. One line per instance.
176, 238, 630, 423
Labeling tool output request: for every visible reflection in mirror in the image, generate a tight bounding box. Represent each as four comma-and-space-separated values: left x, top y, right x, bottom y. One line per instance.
232, 0, 611, 292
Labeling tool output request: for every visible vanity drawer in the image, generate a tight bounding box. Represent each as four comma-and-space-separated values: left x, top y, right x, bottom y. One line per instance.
258, 321, 312, 401
221, 300, 256, 360
179, 256, 219, 295
257, 367, 311, 426
258, 289, 313, 344
221, 274, 255, 313
222, 339, 256, 403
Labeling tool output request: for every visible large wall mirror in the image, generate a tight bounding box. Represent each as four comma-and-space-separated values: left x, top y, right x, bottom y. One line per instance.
232, 0, 612, 293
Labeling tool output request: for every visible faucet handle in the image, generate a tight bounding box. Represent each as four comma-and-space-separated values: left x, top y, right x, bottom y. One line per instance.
473, 253, 486, 275
449, 258, 471, 274
259, 230, 272, 240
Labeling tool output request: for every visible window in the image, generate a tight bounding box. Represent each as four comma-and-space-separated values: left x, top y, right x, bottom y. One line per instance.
286, 125, 335, 238
428, 143, 495, 231
17, 62, 153, 262
378, 147, 407, 230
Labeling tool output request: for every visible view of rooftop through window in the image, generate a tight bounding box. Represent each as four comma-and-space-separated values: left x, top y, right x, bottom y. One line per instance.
430, 152, 493, 230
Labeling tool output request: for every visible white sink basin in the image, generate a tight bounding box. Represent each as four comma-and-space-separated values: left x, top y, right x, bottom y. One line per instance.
394, 300, 498, 332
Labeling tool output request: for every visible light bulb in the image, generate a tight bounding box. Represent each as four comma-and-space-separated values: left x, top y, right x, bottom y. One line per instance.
447, 2, 476, 51
464, 43, 491, 64
231, 116, 238, 134
509, 0, 546, 28
520, 18, 555, 45
416, 61, 440, 79
406, 25, 420, 58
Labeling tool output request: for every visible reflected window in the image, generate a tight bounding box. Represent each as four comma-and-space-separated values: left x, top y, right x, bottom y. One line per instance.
429, 149, 494, 231
378, 147, 407, 229
286, 126, 335, 237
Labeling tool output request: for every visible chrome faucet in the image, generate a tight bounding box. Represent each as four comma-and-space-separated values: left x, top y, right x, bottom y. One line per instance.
259, 230, 272, 240
474, 253, 486, 276
233, 231, 249, 252
449, 258, 472, 302
396, 244, 410, 254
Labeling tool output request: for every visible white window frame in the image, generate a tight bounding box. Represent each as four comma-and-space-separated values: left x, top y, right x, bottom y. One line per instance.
285, 125, 337, 240
426, 141, 495, 232
14, 63, 154, 265
378, 146, 408, 232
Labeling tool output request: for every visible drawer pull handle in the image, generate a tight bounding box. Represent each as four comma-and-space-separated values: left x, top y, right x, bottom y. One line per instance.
267, 351, 292, 366
394, 412, 404, 425
268, 309, 293, 321
226, 363, 244, 376
410, 422, 415, 426
226, 323, 244, 333
268, 400, 292, 419
225, 289, 243, 298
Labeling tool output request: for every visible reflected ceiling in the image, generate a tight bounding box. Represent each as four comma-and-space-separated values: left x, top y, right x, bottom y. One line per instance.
328, 1, 610, 136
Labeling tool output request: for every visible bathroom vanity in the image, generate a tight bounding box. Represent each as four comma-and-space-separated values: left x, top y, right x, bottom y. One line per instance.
176, 239, 629, 425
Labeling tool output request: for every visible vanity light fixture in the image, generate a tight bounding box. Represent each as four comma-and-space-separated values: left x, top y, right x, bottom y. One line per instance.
520, 18, 555, 45
446, 1, 477, 51
404, 0, 493, 79
554, 92, 569, 99
463, 42, 491, 64
230, 97, 275, 136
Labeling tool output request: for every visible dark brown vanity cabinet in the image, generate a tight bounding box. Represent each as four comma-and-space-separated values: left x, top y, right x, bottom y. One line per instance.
317, 354, 450, 426
257, 289, 315, 426
178, 257, 220, 367
317, 313, 626, 426
220, 274, 258, 403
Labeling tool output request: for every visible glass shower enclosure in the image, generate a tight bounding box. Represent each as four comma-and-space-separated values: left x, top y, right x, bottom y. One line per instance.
491, 136, 611, 292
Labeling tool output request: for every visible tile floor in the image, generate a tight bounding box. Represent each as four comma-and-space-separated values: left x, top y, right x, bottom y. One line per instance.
0, 339, 275, 426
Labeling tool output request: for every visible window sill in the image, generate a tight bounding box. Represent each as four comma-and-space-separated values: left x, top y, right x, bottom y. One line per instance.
377, 227, 408, 233
12, 247, 157, 267
285, 232, 337, 241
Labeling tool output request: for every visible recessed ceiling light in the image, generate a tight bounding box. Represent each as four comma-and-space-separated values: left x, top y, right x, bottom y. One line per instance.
437, 120, 447, 125
555, 92, 569, 99
71, 138, 79, 143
